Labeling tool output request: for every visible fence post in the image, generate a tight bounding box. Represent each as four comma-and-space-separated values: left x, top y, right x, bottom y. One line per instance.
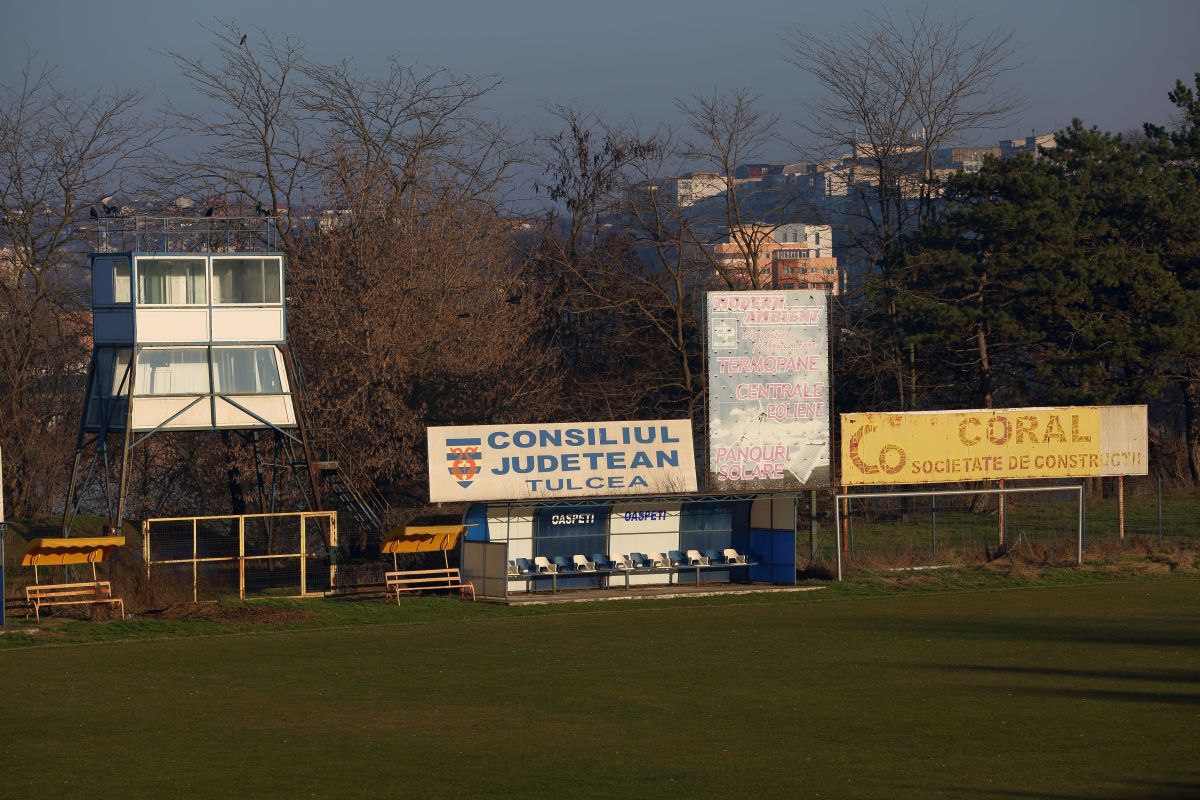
847, 497, 855, 555
1157, 477, 1163, 542
998, 479, 1006, 548
1118, 476, 1125, 541
809, 490, 817, 560
328, 513, 338, 591
192, 518, 198, 603
1081, 480, 1088, 549
238, 515, 246, 600
1076, 485, 1084, 565
142, 520, 151, 584
931, 494, 937, 558
299, 516, 307, 596
840, 484, 849, 555
833, 492, 843, 581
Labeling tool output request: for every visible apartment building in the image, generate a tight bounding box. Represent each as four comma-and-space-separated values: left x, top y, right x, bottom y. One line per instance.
660, 172, 728, 208
711, 223, 839, 294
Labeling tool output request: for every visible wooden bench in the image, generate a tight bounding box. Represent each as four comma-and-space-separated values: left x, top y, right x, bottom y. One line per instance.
385, 569, 475, 602
26, 581, 125, 623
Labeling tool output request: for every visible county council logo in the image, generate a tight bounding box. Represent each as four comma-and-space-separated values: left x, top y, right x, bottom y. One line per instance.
446, 437, 482, 488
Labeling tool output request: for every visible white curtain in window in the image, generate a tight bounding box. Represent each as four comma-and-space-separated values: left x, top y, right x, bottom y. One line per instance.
138, 259, 206, 305
136, 348, 210, 395
212, 347, 283, 394
113, 258, 132, 303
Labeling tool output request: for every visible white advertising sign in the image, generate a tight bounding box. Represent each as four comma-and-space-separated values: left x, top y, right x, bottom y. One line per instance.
427, 420, 698, 503
707, 290, 831, 490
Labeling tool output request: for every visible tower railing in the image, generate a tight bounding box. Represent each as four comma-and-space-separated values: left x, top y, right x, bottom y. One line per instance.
90, 216, 280, 253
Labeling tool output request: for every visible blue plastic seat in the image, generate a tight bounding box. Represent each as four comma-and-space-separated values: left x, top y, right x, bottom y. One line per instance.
704, 549, 724, 564
668, 550, 686, 566
515, 557, 535, 574
592, 553, 613, 571
552, 555, 573, 571
631, 552, 652, 569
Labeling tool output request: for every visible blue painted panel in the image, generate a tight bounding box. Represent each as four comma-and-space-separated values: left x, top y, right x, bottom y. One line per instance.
535, 503, 610, 589
679, 500, 752, 585
463, 503, 489, 541
748, 528, 797, 585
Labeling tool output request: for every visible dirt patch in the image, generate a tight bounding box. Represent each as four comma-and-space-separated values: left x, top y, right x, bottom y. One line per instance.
145, 602, 316, 625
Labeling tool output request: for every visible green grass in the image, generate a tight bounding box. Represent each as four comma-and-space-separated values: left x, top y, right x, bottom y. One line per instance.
1, 573, 1198, 799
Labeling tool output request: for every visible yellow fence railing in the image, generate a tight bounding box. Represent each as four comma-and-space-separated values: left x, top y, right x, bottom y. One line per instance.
142, 511, 338, 601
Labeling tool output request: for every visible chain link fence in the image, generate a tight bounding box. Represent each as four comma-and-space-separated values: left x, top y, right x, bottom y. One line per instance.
796, 478, 1199, 575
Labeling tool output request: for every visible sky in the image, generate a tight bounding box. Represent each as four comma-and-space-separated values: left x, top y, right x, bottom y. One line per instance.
4, 0, 1198, 166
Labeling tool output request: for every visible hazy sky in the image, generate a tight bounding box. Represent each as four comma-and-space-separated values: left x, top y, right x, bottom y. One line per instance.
4, 0, 1197, 157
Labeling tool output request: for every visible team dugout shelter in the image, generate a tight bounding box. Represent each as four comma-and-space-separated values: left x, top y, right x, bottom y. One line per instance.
457, 494, 798, 600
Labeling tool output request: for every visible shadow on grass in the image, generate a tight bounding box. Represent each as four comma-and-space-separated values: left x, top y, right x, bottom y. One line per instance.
924, 662, 1200, 707
934, 788, 1092, 799
937, 779, 1200, 799
887, 616, 1200, 649
938, 663, 1200, 685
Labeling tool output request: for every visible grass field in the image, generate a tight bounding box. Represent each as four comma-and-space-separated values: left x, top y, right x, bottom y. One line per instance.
1, 572, 1198, 799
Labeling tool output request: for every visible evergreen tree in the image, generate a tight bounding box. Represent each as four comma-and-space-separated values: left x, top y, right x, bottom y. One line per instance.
894, 123, 1183, 418
1144, 74, 1200, 481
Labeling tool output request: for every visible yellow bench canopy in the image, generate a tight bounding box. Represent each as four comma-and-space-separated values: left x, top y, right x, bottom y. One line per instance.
381, 525, 469, 554
21, 536, 126, 567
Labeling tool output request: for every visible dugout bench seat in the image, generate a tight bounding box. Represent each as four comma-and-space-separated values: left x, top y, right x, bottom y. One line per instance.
26, 581, 125, 623
385, 568, 475, 602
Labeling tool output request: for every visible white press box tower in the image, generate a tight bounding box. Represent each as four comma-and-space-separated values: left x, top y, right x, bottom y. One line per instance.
63, 219, 330, 534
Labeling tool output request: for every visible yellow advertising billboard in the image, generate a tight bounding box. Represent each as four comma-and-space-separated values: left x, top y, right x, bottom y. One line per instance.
840, 405, 1147, 486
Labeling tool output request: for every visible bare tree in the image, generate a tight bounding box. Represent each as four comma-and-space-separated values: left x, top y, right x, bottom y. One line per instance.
675, 89, 796, 289
160, 21, 313, 252
532, 107, 708, 425
0, 57, 157, 517
784, 9, 1020, 409
535, 103, 661, 259
301, 58, 516, 210
290, 190, 561, 505
785, 9, 1019, 263
616, 148, 715, 423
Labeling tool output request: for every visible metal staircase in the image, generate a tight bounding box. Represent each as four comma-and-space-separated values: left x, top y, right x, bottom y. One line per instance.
315, 457, 387, 534
284, 350, 390, 541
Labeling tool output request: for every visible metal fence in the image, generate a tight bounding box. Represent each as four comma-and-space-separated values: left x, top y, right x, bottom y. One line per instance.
799, 477, 1199, 575
142, 511, 337, 601
832, 485, 1082, 579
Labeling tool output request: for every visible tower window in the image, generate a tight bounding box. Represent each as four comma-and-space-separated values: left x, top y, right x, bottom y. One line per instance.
138, 259, 206, 305
213, 258, 282, 304
213, 347, 284, 394
113, 258, 131, 303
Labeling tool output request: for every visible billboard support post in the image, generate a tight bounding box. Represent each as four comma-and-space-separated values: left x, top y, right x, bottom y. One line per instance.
1157, 477, 1163, 541
833, 496, 843, 581
1118, 476, 1125, 540
809, 489, 817, 559
840, 484, 849, 554
998, 479, 1006, 548
1077, 485, 1085, 565
930, 493, 937, 557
